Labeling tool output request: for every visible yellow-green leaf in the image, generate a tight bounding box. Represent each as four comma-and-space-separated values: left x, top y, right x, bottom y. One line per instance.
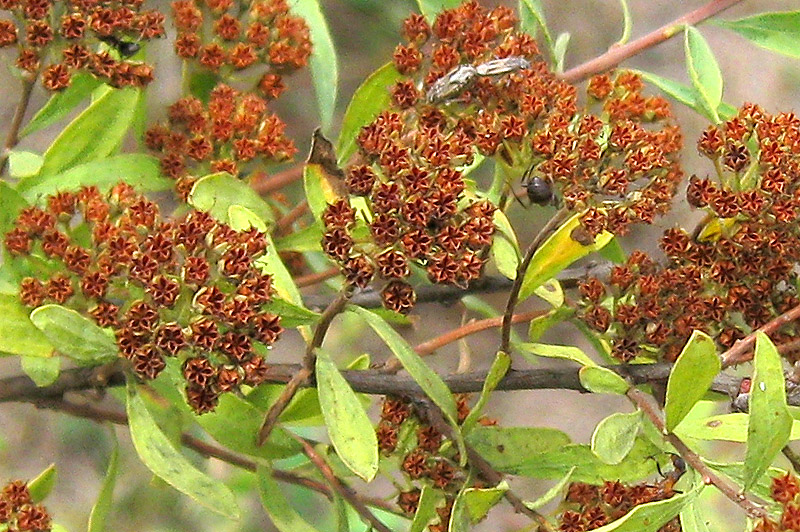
665, 331, 720, 432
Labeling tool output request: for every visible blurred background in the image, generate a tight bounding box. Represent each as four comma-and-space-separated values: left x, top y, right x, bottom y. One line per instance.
2, 0, 800, 530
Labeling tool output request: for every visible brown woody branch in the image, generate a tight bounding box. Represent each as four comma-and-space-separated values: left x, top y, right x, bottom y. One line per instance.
250, 164, 304, 194
1, 362, 750, 405
561, 0, 744, 84
1, 75, 37, 175
721, 302, 800, 368
31, 397, 397, 514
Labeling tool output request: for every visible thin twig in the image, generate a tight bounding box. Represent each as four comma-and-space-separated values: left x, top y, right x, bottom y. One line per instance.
295, 267, 340, 288
561, 0, 744, 84
720, 302, 800, 368
250, 164, 304, 194
420, 401, 555, 531
274, 200, 310, 234
257, 288, 352, 445
288, 432, 393, 532
1, 76, 37, 175
500, 208, 568, 354
31, 397, 397, 513
381, 309, 546, 373
627, 387, 768, 519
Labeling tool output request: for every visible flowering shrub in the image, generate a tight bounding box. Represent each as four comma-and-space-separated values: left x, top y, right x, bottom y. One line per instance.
2, 0, 800, 531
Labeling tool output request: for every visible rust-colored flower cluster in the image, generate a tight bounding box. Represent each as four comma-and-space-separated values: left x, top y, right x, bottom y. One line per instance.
171, 0, 310, 96
0, 480, 51, 532
4, 185, 283, 414
752, 472, 800, 531
578, 105, 800, 363
387, 1, 683, 237
144, 83, 297, 195
556, 473, 683, 532
376, 395, 495, 530
0, 0, 163, 89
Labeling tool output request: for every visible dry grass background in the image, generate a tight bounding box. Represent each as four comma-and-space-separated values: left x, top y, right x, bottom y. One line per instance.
1, 1, 800, 530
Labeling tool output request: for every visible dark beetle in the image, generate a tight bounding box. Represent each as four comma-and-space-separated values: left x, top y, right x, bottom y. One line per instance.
520, 164, 553, 206
99, 35, 141, 58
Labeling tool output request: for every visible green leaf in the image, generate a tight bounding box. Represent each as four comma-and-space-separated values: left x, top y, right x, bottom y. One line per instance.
291, 0, 338, 131
680, 502, 710, 532
28, 463, 57, 502
304, 163, 340, 221
17, 154, 170, 202
275, 222, 324, 252
553, 32, 571, 74
675, 411, 800, 443
636, 70, 737, 120
495, 439, 665, 483
21, 73, 103, 137
189, 172, 275, 226
519, 0, 554, 59
462, 351, 511, 433
39, 87, 140, 176
716, 11, 800, 59
0, 295, 54, 358
409, 486, 442, 532
491, 210, 520, 280
20, 355, 60, 386
316, 349, 379, 481
415, 0, 461, 22
591, 411, 642, 465
615, 0, 632, 45
706, 461, 786, 514
188, 70, 220, 102
586, 480, 702, 532
349, 306, 458, 425
126, 382, 240, 519
88, 440, 119, 532
257, 466, 320, 532
664, 331, 720, 432
744, 332, 793, 490
259, 236, 304, 306
0, 182, 29, 236
598, 237, 626, 263
518, 211, 614, 302
534, 278, 564, 308
262, 298, 320, 329
450, 482, 508, 528
579, 366, 630, 395
517, 342, 595, 366
30, 305, 117, 365
528, 306, 573, 341
684, 26, 723, 123
195, 394, 302, 460
8, 151, 43, 178
524, 467, 576, 511
336, 62, 402, 165
466, 426, 571, 471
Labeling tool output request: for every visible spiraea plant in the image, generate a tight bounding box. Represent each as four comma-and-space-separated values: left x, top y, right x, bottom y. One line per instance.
3, 0, 800, 531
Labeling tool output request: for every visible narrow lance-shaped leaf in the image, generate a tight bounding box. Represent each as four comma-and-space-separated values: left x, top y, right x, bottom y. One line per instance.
88, 439, 119, 532
684, 26, 723, 123
348, 306, 458, 424
449, 482, 508, 529
30, 305, 117, 365
21, 73, 103, 137
409, 486, 442, 532
591, 411, 642, 465
462, 351, 511, 433
636, 70, 737, 120
716, 12, 800, 59
126, 382, 240, 519
744, 332, 793, 490
39, 87, 140, 176
28, 464, 57, 502
304, 163, 340, 221
518, 211, 614, 302
466, 426, 571, 471
291, 0, 338, 131
517, 342, 595, 366
518, 0, 554, 59
316, 348, 379, 481
664, 330, 720, 432
17, 154, 171, 202
257, 466, 321, 532
524, 467, 576, 511
336, 63, 402, 165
